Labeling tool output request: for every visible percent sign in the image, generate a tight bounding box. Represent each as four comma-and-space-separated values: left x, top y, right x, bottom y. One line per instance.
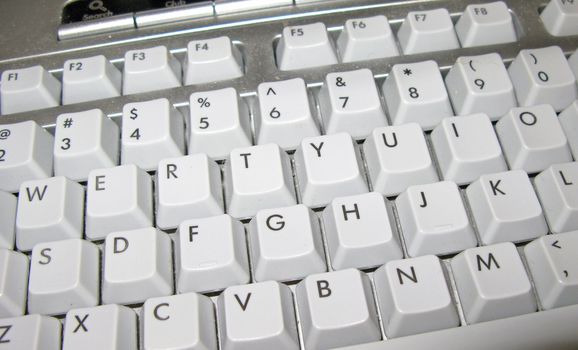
197, 97, 211, 108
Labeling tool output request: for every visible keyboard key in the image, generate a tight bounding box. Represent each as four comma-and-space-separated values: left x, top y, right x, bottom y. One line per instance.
318, 69, 387, 139
455, 2, 516, 47
524, 231, 578, 309
451, 242, 537, 324
16, 176, 84, 251
294, 133, 368, 207
296, 268, 381, 349
541, 0, 578, 36
323, 192, 401, 270
382, 60, 453, 130
508, 46, 578, 112
225, 143, 295, 218
363, 123, 438, 196
336, 15, 399, 63
103, 227, 173, 305
217, 281, 299, 350
0, 66, 61, 115
63, 304, 137, 350
276, 22, 338, 70
445, 53, 517, 120
0, 121, 54, 193
0, 249, 28, 317
496, 104, 572, 173
534, 162, 578, 233
373, 255, 459, 338
176, 215, 250, 293
466, 170, 548, 245
62, 55, 121, 105
28, 239, 99, 315
184, 36, 243, 85
86, 164, 153, 241
558, 100, 578, 158
249, 204, 326, 282
189, 88, 252, 159
431, 114, 507, 185
0, 314, 61, 350
569, 48, 578, 78
397, 8, 459, 54
396, 181, 477, 257
122, 98, 185, 171
156, 154, 224, 230
123, 46, 181, 94
256, 78, 319, 149
142, 293, 218, 350
0, 191, 16, 249
54, 109, 120, 181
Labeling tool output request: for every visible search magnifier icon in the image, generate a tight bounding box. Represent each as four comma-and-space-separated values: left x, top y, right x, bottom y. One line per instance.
88, 0, 107, 12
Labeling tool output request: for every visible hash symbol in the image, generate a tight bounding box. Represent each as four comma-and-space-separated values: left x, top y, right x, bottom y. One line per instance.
63, 118, 73, 128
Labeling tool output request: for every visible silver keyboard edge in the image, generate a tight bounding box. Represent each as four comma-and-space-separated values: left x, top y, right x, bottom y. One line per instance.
337, 304, 578, 350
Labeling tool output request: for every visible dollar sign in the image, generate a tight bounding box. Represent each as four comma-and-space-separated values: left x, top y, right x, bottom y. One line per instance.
130, 108, 138, 120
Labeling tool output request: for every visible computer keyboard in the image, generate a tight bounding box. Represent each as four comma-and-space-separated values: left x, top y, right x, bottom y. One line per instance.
1, 0, 578, 349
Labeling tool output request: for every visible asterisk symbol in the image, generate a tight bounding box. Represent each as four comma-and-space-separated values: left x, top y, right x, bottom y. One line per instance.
403, 68, 412, 76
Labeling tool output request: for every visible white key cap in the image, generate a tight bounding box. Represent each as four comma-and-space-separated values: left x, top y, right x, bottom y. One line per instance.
541, 0, 578, 36
276, 22, 338, 70
0, 314, 61, 350
184, 36, 243, 85
570, 49, 578, 79
142, 293, 218, 350
256, 78, 319, 149
0, 66, 61, 115
318, 69, 387, 139
445, 53, 517, 120
451, 242, 537, 324
382, 61, 453, 130
16, 176, 84, 251
62, 55, 121, 105
363, 123, 438, 196
103, 227, 173, 304
218, 281, 299, 350
156, 154, 224, 230
496, 104, 572, 173
121, 98, 185, 171
525, 231, 578, 309
54, 109, 120, 181
323, 192, 401, 270
431, 114, 507, 185
28, 239, 99, 315
397, 8, 459, 54
374, 255, 459, 338
466, 170, 548, 244
455, 2, 516, 47
225, 143, 296, 218
294, 133, 368, 207
508, 46, 578, 112
249, 204, 325, 282
337, 15, 399, 63
534, 162, 578, 233
63, 304, 137, 350
86, 164, 153, 241
0, 121, 53, 192
396, 181, 477, 257
296, 268, 381, 349
176, 215, 250, 293
123, 46, 181, 94
559, 100, 578, 158
0, 249, 28, 317
0, 191, 16, 249
189, 88, 252, 159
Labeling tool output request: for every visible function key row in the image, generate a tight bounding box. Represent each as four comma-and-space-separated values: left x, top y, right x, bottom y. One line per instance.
277, 1, 518, 70
0, 36, 243, 115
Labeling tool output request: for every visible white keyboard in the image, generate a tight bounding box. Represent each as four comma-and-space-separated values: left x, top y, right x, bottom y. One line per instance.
1, 0, 578, 349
